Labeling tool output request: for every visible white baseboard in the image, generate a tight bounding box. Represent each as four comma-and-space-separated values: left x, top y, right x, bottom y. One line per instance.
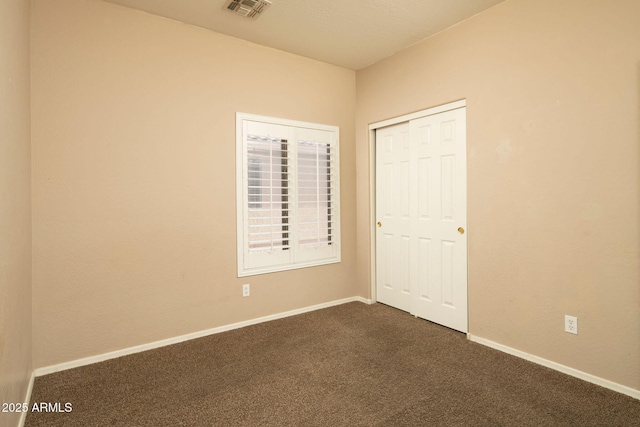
468, 334, 640, 401
354, 296, 373, 304
18, 370, 36, 427
35, 296, 370, 377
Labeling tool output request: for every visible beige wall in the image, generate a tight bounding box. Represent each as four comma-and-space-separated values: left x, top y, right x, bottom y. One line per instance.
0, 0, 32, 425
356, 0, 640, 390
31, 0, 356, 368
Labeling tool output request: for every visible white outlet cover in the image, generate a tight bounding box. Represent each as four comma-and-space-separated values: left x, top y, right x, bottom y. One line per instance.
565, 315, 578, 335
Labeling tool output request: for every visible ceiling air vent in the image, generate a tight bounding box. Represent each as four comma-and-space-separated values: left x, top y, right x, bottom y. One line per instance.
224, 0, 272, 20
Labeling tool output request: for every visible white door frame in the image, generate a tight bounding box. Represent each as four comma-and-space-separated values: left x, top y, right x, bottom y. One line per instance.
368, 99, 467, 328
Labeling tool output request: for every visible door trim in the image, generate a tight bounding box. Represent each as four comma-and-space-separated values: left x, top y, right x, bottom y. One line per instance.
368, 99, 467, 318
369, 99, 466, 130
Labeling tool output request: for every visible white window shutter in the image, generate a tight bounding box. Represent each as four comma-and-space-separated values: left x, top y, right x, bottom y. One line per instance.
241, 121, 293, 271
236, 114, 340, 277
295, 128, 339, 263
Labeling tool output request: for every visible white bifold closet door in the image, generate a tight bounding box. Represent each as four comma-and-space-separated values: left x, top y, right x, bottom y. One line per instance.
375, 107, 467, 333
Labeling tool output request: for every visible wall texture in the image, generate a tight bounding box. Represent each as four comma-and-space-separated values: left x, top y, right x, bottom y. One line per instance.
31, 0, 356, 368
0, 0, 32, 425
356, 0, 639, 390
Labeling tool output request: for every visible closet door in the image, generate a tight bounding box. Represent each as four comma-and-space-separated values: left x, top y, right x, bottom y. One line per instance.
375, 122, 411, 312
376, 107, 467, 333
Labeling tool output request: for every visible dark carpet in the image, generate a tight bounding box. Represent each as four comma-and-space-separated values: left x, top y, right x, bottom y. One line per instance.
26, 302, 640, 426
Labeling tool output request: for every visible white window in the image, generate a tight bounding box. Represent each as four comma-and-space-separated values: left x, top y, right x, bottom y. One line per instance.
236, 113, 341, 277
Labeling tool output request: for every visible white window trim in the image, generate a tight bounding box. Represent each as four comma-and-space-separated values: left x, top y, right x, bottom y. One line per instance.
236, 112, 341, 277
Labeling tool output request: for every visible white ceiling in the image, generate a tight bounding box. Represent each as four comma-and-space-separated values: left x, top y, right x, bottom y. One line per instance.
101, 0, 506, 70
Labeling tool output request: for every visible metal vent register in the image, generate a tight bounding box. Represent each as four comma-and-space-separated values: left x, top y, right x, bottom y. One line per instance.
224, 0, 272, 19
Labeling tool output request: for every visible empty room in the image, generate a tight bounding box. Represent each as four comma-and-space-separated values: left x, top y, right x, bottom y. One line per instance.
1, 0, 639, 425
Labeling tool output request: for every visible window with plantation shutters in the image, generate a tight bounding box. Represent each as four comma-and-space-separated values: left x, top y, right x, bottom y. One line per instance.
236, 113, 341, 277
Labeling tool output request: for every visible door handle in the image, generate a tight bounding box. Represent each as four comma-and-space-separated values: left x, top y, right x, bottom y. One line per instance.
377, 221, 382, 228
458, 227, 465, 235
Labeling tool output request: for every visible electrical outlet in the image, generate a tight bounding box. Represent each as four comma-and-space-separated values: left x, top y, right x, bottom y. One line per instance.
565, 315, 578, 334
242, 284, 250, 297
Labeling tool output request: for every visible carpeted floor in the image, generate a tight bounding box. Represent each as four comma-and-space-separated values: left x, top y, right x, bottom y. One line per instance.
26, 302, 640, 426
